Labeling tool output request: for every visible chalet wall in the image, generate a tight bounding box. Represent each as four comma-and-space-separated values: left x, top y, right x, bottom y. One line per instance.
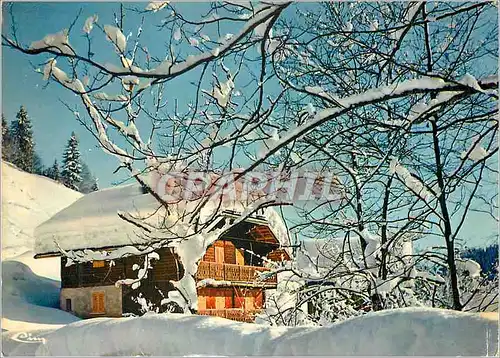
267, 248, 290, 261
61, 247, 184, 289
61, 285, 122, 318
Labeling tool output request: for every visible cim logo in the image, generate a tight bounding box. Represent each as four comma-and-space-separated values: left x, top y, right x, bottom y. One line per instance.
11, 332, 46, 344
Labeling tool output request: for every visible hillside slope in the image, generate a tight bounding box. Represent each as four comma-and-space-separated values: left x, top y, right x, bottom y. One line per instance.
1, 161, 83, 333
1, 161, 83, 259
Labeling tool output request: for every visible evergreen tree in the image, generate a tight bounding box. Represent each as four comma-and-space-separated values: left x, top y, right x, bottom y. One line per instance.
79, 161, 99, 193
2, 114, 13, 161
61, 132, 82, 190
2, 114, 7, 139
10, 106, 35, 172
33, 153, 45, 175
45, 159, 61, 181
91, 178, 99, 192
463, 244, 499, 280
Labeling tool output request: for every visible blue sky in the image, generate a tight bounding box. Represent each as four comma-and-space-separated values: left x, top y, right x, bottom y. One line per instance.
3, 2, 133, 187
2, 2, 221, 187
2, 2, 497, 248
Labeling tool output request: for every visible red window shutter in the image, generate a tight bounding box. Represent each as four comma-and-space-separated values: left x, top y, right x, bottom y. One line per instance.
206, 296, 215, 309
234, 296, 245, 309
254, 291, 263, 309
225, 296, 232, 308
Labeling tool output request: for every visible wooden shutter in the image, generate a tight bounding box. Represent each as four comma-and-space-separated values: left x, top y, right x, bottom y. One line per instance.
215, 296, 225, 309
206, 296, 215, 309
92, 260, 105, 268
245, 296, 254, 310
92, 292, 105, 313
235, 248, 245, 266
203, 246, 215, 262
225, 295, 232, 309
224, 241, 236, 264
198, 296, 206, 311
234, 296, 245, 308
92, 293, 98, 313
254, 291, 263, 309
215, 246, 224, 263
99, 293, 105, 313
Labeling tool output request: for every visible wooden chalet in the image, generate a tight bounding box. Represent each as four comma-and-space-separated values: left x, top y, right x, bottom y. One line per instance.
34, 184, 291, 322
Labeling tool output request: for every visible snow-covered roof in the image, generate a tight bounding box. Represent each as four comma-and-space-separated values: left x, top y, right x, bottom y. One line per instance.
34, 183, 290, 256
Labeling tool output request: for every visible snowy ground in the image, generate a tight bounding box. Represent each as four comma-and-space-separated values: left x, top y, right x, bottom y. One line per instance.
6, 308, 497, 356
2, 161, 82, 349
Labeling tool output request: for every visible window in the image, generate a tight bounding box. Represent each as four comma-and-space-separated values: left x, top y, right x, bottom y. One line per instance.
307, 301, 315, 315
235, 249, 245, 265
91, 292, 105, 313
92, 260, 105, 268
65, 298, 72, 312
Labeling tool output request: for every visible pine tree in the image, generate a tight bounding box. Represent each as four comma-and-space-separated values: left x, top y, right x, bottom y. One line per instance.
2, 114, 13, 161
79, 161, 99, 193
33, 153, 45, 175
2, 114, 7, 139
91, 179, 99, 192
45, 159, 61, 181
10, 106, 35, 172
61, 132, 82, 191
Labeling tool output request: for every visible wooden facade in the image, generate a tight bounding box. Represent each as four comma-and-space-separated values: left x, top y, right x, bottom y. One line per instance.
60, 218, 290, 322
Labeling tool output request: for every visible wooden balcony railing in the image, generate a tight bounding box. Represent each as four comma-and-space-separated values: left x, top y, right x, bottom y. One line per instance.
198, 309, 262, 323
196, 261, 277, 285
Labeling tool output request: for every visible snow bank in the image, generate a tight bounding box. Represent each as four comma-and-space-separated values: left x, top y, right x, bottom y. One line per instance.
1, 161, 82, 259
35, 308, 498, 356
2, 259, 80, 332
2, 329, 56, 356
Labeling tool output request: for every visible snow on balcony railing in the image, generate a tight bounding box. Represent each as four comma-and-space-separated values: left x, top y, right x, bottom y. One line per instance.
198, 308, 262, 323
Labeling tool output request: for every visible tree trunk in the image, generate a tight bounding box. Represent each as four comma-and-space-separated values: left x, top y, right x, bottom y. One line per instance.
430, 120, 461, 310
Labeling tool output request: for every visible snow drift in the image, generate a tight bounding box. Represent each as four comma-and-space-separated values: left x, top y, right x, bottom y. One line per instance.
2, 259, 80, 332
1, 161, 82, 259
35, 308, 498, 356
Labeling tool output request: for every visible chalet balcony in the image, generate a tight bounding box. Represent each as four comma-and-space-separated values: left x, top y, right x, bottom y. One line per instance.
196, 261, 277, 286
198, 308, 262, 323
